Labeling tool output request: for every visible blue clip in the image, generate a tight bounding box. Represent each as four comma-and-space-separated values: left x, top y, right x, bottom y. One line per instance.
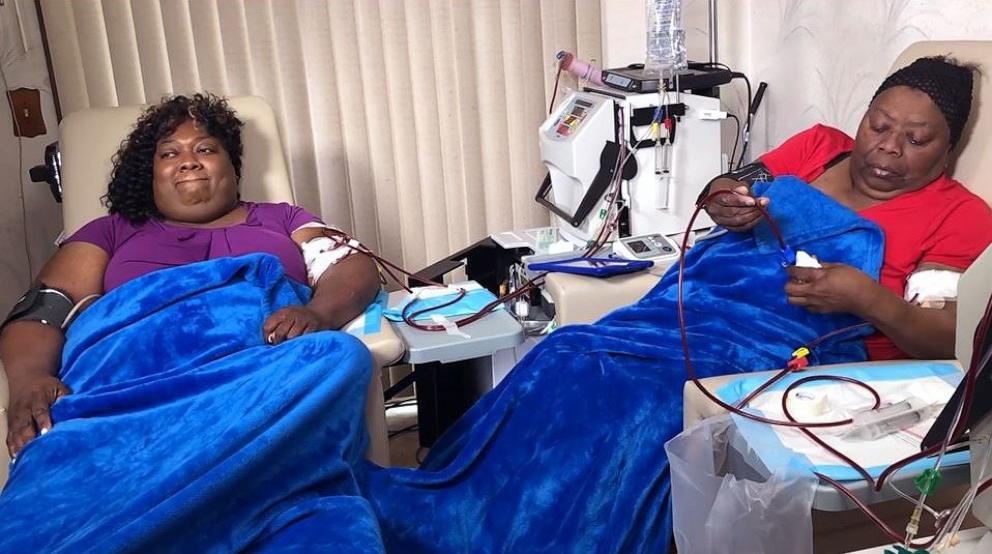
781, 245, 796, 266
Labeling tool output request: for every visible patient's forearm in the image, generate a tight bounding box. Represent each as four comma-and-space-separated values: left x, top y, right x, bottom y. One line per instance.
0, 322, 64, 383
859, 285, 956, 359
307, 254, 380, 330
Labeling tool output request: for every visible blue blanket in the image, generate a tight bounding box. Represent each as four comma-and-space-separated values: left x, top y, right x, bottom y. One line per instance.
0, 254, 384, 553
358, 177, 885, 552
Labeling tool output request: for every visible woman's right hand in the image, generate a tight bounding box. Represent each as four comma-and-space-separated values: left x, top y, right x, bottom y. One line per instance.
703, 178, 770, 232
5, 373, 70, 458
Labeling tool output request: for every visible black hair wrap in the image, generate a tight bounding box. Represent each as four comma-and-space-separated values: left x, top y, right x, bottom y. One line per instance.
871, 56, 975, 148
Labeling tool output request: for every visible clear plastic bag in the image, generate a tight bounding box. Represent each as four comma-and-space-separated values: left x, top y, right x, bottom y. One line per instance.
645, 0, 687, 77
665, 415, 818, 554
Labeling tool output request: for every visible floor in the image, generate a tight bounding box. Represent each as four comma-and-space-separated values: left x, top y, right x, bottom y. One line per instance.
385, 395, 425, 467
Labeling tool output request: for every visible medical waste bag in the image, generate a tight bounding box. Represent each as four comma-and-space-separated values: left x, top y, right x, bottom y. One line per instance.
666, 414, 818, 554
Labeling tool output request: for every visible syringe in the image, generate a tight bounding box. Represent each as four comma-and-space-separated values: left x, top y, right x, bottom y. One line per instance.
842, 396, 934, 441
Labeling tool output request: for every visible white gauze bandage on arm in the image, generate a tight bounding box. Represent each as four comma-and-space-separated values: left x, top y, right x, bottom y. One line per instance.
904, 269, 961, 309
298, 225, 360, 286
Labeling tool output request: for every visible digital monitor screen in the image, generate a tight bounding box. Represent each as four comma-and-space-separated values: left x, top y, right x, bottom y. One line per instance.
628, 240, 648, 253
605, 73, 631, 87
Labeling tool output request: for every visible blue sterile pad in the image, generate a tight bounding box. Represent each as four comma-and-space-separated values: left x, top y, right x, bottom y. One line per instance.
528, 256, 652, 277
715, 361, 969, 481
383, 282, 503, 322
343, 289, 387, 336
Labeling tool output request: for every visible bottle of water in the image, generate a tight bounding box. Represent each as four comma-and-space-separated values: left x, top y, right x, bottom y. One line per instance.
645, 0, 687, 78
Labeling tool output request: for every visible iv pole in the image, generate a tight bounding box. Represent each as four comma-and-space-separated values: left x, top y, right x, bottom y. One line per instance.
708, 0, 718, 64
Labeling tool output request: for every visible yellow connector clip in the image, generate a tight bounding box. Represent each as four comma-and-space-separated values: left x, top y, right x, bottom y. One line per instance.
787, 346, 811, 371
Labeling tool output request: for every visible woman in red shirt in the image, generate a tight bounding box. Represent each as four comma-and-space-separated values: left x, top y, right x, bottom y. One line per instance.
704, 56, 992, 360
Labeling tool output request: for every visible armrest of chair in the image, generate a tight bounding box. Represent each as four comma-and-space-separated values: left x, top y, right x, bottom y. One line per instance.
544, 269, 664, 326
682, 372, 769, 431
349, 314, 405, 467
681, 360, 965, 431
354, 316, 404, 369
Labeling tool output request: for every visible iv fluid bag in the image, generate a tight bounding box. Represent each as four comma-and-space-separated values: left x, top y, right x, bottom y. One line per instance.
646, 0, 687, 77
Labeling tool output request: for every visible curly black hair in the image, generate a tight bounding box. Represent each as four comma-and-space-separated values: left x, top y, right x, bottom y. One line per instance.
103, 93, 244, 223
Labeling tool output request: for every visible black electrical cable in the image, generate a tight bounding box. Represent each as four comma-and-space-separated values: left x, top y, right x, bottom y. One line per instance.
694, 61, 732, 72
727, 113, 741, 172
728, 73, 753, 169
388, 423, 419, 439
549, 67, 563, 114
385, 399, 418, 411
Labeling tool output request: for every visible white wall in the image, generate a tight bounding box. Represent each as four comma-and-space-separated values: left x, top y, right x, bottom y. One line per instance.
603, 0, 992, 161
0, 0, 61, 311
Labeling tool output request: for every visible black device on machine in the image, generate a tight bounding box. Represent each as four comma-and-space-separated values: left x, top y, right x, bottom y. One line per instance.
599, 64, 733, 94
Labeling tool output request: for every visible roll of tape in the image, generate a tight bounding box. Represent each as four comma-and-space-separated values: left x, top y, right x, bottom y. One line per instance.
786, 388, 830, 419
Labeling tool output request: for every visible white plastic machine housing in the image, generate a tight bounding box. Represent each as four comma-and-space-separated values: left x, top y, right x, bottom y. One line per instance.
539, 91, 616, 245
539, 87, 721, 244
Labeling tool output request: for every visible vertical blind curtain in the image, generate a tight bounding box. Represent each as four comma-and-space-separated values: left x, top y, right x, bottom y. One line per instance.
39, 0, 603, 270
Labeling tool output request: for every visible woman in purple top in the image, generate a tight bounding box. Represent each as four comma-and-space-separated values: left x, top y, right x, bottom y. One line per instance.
1, 94, 380, 458
0, 95, 386, 551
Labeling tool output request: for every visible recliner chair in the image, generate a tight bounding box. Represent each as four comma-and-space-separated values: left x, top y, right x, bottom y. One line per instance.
545, 40, 992, 551
0, 96, 403, 489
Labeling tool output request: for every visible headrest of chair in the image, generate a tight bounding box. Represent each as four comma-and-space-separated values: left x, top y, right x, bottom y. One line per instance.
58, 95, 294, 236
890, 41, 992, 205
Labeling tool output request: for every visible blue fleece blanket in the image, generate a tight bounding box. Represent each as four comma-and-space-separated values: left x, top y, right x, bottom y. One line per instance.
0, 254, 384, 553
358, 177, 885, 553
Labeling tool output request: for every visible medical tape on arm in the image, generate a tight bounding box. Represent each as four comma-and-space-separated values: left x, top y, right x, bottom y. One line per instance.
904, 269, 961, 309
301, 232, 361, 286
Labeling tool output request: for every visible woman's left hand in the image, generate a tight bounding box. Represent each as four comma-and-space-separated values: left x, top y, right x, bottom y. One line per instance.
262, 305, 329, 345
784, 263, 877, 315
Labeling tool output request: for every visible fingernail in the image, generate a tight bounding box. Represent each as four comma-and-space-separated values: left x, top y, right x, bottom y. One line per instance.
267, 332, 276, 344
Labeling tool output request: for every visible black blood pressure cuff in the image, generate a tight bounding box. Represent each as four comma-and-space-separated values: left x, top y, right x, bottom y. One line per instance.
696, 161, 774, 206
1, 284, 75, 333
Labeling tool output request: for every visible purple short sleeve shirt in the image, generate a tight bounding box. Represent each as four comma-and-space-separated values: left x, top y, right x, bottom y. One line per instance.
65, 202, 321, 291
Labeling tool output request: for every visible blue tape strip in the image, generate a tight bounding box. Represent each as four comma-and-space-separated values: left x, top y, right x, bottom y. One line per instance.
383, 287, 502, 322
715, 361, 969, 480
361, 290, 387, 335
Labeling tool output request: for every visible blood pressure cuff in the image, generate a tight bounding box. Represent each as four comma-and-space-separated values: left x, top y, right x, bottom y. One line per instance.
1, 284, 74, 332
696, 161, 774, 206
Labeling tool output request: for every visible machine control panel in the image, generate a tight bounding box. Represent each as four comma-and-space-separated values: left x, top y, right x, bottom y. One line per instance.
612, 233, 680, 265
550, 97, 595, 139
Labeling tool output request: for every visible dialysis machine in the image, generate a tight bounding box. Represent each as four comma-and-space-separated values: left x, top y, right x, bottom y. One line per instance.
421, 63, 737, 289
486, 64, 734, 273
536, 69, 725, 251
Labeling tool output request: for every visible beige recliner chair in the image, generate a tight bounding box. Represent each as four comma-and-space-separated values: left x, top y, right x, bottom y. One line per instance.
0, 96, 402, 489
682, 41, 992, 425
546, 40, 992, 551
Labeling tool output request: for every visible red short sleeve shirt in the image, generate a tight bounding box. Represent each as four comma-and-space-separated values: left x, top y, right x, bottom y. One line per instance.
760, 125, 992, 360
